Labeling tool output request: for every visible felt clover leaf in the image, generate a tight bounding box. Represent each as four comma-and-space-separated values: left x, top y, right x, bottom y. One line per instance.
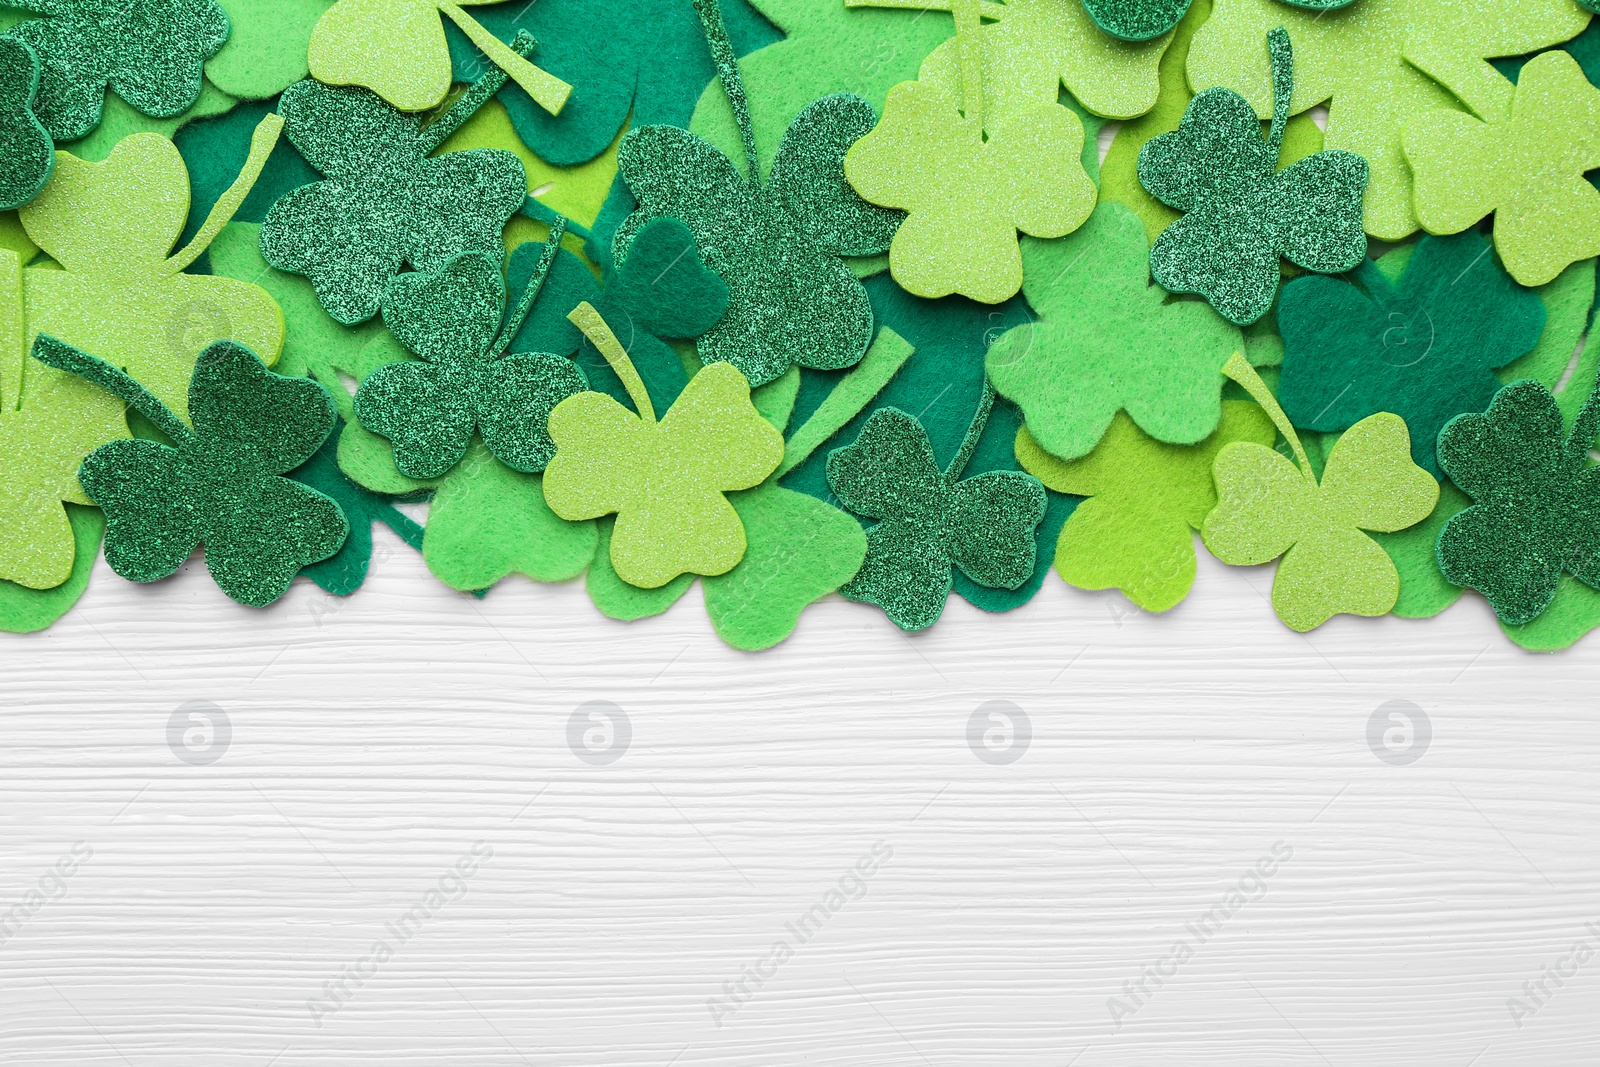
289, 422, 423, 597
2, 0, 229, 142
826, 382, 1047, 631
0, 38, 53, 211
308, 0, 570, 116
543, 303, 783, 589
259, 48, 534, 325
1202, 353, 1437, 631
1138, 26, 1368, 326
1016, 401, 1275, 612
1186, 0, 1588, 241
0, 506, 102, 633
843, 0, 1095, 304
355, 224, 585, 480
1434, 376, 1600, 626
206, 0, 330, 100
615, 0, 901, 388
33, 335, 349, 607
1278, 232, 1547, 476
987, 201, 1243, 461
1403, 50, 1600, 288
1079, 0, 1191, 42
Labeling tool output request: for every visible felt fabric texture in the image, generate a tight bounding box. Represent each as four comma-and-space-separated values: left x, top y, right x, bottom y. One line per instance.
1278, 232, 1546, 476
986, 202, 1243, 462
1186, 0, 1590, 241
1080, 0, 1191, 42
258, 56, 530, 325
175, 99, 319, 253
1016, 401, 1275, 612
1, 0, 229, 142
33, 335, 348, 607
544, 302, 783, 588
207, 0, 330, 99
1435, 377, 1600, 626
1202, 353, 1437, 631
307, 0, 571, 116
0, 503, 101, 632
0, 38, 53, 211
60, 77, 235, 165
1139, 27, 1369, 326
585, 516, 695, 622
1403, 50, 1600, 288
826, 384, 1047, 631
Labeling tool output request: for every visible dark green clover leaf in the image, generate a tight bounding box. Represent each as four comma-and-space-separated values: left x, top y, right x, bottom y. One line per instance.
355, 224, 586, 481
3, 0, 229, 142
1081, 0, 1192, 42
1137, 25, 1368, 325
1436, 376, 1600, 625
613, 0, 901, 387
1279, 232, 1547, 475
825, 385, 1047, 632
32, 334, 349, 608
258, 42, 535, 325
0, 38, 54, 210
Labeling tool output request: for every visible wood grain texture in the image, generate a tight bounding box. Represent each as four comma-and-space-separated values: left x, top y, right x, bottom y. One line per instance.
2, 524, 1597, 1067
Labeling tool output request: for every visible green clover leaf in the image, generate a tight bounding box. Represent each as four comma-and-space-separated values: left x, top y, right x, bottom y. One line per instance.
2, 0, 229, 142
0, 504, 101, 633
1079, 0, 1191, 42
1138, 26, 1368, 325
1278, 232, 1547, 475
1404, 50, 1600, 288
1016, 401, 1275, 612
206, 0, 330, 100
33, 334, 349, 607
987, 201, 1244, 461
1202, 353, 1437, 631
0, 38, 54, 210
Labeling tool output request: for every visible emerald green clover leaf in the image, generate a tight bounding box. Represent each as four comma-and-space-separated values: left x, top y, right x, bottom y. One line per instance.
0, 38, 54, 210
34, 334, 349, 607
1081, 0, 1192, 42
1138, 26, 1368, 325
206, 0, 330, 100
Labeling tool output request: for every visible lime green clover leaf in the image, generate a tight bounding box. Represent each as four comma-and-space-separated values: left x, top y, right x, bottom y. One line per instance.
355, 225, 585, 480
308, 0, 570, 115
33, 334, 349, 607
258, 49, 533, 325
1139, 26, 1368, 326
1202, 353, 1437, 631
0, 504, 102, 633
206, 0, 330, 100
843, 0, 1095, 303
543, 302, 783, 589
1434, 375, 1600, 626
615, 0, 902, 388
1403, 50, 1600, 288
987, 201, 1244, 461
0, 38, 54, 210
1016, 400, 1275, 611
1186, 0, 1589, 240
826, 381, 1047, 631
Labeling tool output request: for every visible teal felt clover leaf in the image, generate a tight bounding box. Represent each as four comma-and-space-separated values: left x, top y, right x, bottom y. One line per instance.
614, 0, 902, 388
1137, 25, 1368, 325
0, 38, 54, 211
826, 383, 1047, 631
1435, 376, 1600, 626
32, 334, 349, 608
258, 41, 535, 324
2, 0, 230, 142
354, 223, 586, 480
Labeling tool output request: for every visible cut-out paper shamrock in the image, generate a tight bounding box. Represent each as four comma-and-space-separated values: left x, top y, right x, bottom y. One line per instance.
205, 0, 330, 100
1435, 375, 1600, 626
543, 302, 784, 588
0, 38, 53, 210
308, 0, 570, 116
1186, 0, 1589, 240
33, 335, 349, 607
1202, 353, 1437, 631
259, 45, 533, 325
826, 381, 1047, 631
615, 0, 902, 388
355, 226, 586, 480
1138, 26, 1368, 326
1015, 401, 1274, 611
2, 0, 230, 142
1278, 232, 1547, 475
843, 0, 1095, 304
1403, 50, 1600, 288
986, 201, 1243, 461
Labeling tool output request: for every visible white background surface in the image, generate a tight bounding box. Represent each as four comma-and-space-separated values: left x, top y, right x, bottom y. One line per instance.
3, 524, 1598, 1067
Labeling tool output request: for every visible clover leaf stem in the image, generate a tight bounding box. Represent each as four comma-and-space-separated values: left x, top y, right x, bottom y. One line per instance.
30, 335, 193, 444
776, 327, 916, 477
1266, 26, 1293, 157
435, 4, 572, 117
164, 114, 284, 275
951, 0, 985, 135
1223, 351, 1316, 484
946, 378, 996, 482
489, 216, 567, 361
417, 32, 540, 156
568, 302, 656, 423
692, 0, 763, 183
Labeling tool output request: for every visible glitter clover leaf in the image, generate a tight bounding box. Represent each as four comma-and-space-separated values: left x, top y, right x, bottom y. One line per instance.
0, 38, 54, 210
